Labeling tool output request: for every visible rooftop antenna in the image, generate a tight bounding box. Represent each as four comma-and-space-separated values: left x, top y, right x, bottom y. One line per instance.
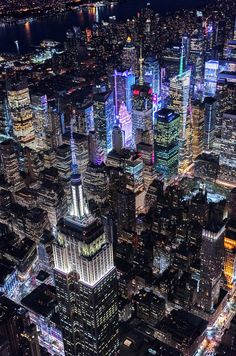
70, 112, 79, 176
139, 42, 144, 85
179, 38, 184, 75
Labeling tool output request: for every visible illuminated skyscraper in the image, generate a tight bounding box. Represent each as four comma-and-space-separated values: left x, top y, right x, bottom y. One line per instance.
88, 130, 104, 165
118, 102, 132, 148
132, 84, 153, 147
199, 223, 225, 313
0, 138, 24, 192
7, 78, 35, 149
53, 125, 119, 355
191, 100, 204, 160
143, 55, 161, 107
31, 94, 48, 150
218, 110, 236, 185
121, 36, 138, 73
153, 109, 179, 181
169, 70, 192, 174
204, 60, 219, 98
113, 69, 135, 114
214, 82, 235, 154
224, 189, 236, 288
93, 90, 114, 158
74, 100, 94, 134
189, 33, 205, 98
224, 230, 236, 288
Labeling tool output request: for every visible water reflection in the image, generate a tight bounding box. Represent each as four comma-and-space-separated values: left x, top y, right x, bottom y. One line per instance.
0, 0, 206, 54
24, 21, 32, 43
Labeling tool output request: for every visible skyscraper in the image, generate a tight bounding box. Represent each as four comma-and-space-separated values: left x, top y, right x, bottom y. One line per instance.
204, 60, 219, 98
169, 70, 192, 174
0, 81, 10, 135
118, 102, 132, 148
132, 84, 153, 147
117, 188, 136, 235
218, 110, 236, 185
199, 223, 225, 313
121, 36, 138, 73
143, 55, 161, 108
112, 124, 123, 153
154, 108, 179, 181
0, 138, 24, 192
203, 97, 217, 151
93, 90, 114, 158
189, 33, 205, 99
31, 94, 48, 150
88, 130, 104, 165
113, 69, 135, 115
53, 125, 119, 355
191, 100, 204, 160
7, 78, 35, 149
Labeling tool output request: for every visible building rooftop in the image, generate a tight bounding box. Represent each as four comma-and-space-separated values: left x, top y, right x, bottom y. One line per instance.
21, 283, 57, 318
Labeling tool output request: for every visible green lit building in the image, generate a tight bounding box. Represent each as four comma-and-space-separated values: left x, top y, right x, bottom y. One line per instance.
154, 108, 179, 181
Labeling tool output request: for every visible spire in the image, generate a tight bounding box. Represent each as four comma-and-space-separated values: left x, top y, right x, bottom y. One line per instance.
70, 113, 78, 175
69, 113, 89, 220
179, 38, 184, 76
139, 43, 144, 85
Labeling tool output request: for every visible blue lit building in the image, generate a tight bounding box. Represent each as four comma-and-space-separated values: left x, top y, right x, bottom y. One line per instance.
204, 60, 219, 98
114, 69, 135, 115
143, 56, 161, 99
154, 108, 179, 181
93, 90, 114, 157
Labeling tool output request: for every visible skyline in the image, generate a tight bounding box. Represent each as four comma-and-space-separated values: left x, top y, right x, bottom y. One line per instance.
0, 0, 235, 355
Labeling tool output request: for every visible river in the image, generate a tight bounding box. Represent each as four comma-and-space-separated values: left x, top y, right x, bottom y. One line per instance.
0, 0, 212, 54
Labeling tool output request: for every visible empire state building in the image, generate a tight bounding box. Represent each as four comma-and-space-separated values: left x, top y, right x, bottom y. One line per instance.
53, 123, 119, 356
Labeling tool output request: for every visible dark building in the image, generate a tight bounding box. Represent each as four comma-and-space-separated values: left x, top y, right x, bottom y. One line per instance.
0, 296, 40, 356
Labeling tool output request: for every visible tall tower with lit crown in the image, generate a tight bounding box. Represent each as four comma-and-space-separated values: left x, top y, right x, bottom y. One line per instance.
122, 36, 138, 73
53, 119, 119, 356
